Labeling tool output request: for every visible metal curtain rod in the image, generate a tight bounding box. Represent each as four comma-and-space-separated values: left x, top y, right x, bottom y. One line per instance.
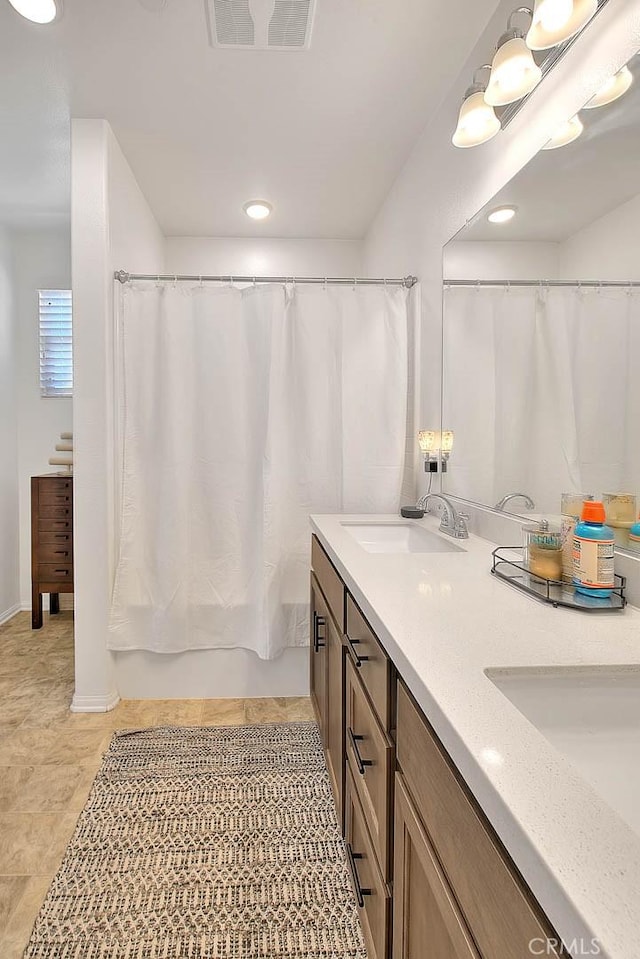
114, 270, 418, 289
444, 279, 640, 289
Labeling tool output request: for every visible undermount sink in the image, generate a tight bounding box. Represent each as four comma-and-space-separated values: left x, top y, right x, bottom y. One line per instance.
341, 522, 464, 554
486, 666, 640, 836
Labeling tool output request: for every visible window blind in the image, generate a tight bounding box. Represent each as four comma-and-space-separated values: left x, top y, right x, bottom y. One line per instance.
39, 289, 73, 397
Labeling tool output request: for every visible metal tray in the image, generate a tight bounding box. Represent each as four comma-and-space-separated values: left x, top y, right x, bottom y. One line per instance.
491, 547, 626, 612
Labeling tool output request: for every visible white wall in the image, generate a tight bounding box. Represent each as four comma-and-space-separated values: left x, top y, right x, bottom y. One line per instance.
165, 236, 363, 278
559, 189, 640, 280
0, 226, 19, 624
71, 119, 165, 711
444, 240, 560, 281
364, 0, 640, 497
13, 228, 72, 609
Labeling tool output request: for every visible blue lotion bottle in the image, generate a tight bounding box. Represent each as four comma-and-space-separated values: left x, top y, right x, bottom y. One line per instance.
573, 501, 615, 598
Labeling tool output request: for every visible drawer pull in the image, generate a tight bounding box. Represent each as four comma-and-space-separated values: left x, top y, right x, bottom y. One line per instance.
313, 612, 326, 652
54, 569, 70, 574
346, 843, 372, 908
348, 727, 373, 776
54, 550, 68, 555
346, 634, 369, 668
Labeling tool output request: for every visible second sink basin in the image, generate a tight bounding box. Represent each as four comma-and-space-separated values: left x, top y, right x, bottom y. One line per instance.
486, 665, 640, 836
341, 522, 464, 554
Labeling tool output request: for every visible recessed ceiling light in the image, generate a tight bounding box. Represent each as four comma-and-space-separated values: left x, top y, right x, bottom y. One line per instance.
7, 0, 61, 23
488, 206, 517, 224
243, 200, 272, 221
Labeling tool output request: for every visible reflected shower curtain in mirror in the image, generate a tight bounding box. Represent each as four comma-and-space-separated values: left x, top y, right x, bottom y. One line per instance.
443, 285, 640, 513
108, 281, 410, 657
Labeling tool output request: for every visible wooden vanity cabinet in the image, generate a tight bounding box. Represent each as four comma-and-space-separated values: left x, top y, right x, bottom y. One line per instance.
31, 474, 74, 629
310, 536, 346, 821
309, 534, 561, 959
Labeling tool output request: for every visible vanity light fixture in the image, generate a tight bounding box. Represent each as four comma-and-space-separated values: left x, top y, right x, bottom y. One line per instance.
6, 0, 61, 22
243, 200, 272, 220
542, 112, 583, 149
485, 8, 542, 107
452, 66, 501, 148
526, 0, 597, 50
488, 205, 517, 224
584, 64, 633, 109
418, 430, 454, 473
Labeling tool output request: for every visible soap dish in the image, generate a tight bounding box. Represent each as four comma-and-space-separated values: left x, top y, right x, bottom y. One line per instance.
491, 547, 627, 612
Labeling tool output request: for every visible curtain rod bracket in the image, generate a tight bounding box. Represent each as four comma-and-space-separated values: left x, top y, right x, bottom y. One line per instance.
115, 270, 130, 284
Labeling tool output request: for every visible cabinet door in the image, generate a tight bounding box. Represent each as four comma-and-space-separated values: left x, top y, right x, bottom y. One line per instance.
393, 774, 480, 959
310, 574, 328, 742
326, 609, 344, 824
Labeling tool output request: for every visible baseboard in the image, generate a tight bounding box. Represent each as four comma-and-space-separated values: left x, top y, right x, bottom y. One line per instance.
70, 691, 120, 713
0, 603, 22, 626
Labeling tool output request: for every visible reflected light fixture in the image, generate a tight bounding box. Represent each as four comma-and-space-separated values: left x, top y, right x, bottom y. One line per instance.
243, 200, 272, 220
452, 66, 501, 148
542, 113, 583, 149
526, 0, 597, 51
488, 205, 517, 224
418, 430, 454, 473
7, 0, 61, 22
485, 8, 542, 107
584, 65, 634, 109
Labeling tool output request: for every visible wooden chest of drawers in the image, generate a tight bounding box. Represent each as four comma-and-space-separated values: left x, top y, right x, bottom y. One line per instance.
31, 474, 73, 629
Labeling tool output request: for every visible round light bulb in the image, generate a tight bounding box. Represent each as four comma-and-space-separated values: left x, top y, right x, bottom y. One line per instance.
487, 206, 517, 224
584, 65, 633, 109
535, 0, 572, 32
243, 201, 273, 220
452, 91, 500, 148
542, 114, 584, 150
485, 37, 542, 107
527, 0, 597, 50
7, 0, 60, 23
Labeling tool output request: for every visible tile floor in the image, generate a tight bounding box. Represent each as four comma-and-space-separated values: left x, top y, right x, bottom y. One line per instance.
0, 610, 314, 958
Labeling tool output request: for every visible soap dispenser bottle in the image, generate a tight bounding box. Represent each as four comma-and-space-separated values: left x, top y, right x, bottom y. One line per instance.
572, 501, 615, 598
630, 515, 640, 548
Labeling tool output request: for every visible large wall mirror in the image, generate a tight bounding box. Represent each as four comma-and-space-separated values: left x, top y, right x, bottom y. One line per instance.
442, 50, 640, 553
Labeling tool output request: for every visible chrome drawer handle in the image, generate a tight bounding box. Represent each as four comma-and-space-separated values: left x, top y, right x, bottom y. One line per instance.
346, 843, 372, 909
348, 727, 373, 776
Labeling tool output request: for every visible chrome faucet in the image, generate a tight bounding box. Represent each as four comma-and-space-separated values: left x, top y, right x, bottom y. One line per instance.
416, 493, 469, 539
494, 492, 536, 512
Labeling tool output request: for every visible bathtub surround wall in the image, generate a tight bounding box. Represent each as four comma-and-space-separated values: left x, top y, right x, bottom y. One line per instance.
71, 121, 367, 702
0, 226, 19, 623
364, 0, 640, 461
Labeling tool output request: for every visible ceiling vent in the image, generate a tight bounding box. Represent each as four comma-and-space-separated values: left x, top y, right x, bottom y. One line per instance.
207, 0, 316, 51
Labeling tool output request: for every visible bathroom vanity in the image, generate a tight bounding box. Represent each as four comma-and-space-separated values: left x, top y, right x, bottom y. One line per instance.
309, 515, 640, 959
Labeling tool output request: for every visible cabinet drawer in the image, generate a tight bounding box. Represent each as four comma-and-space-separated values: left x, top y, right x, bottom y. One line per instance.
397, 682, 557, 959
346, 656, 394, 879
346, 594, 391, 730
344, 762, 391, 959
37, 542, 73, 563
39, 530, 72, 546
393, 773, 480, 959
38, 487, 72, 506
311, 536, 345, 631
37, 564, 73, 583
38, 518, 72, 533
38, 504, 72, 520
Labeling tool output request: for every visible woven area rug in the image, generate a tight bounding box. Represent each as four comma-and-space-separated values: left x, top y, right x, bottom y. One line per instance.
24, 721, 367, 959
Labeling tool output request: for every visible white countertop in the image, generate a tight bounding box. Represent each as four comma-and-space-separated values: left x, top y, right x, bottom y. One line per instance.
311, 513, 640, 959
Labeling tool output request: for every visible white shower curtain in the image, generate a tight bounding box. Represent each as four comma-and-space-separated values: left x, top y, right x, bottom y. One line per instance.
443, 285, 640, 512
109, 281, 410, 657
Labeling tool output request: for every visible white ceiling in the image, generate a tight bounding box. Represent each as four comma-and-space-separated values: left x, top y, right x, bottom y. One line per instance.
0, 0, 498, 237
459, 58, 640, 244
